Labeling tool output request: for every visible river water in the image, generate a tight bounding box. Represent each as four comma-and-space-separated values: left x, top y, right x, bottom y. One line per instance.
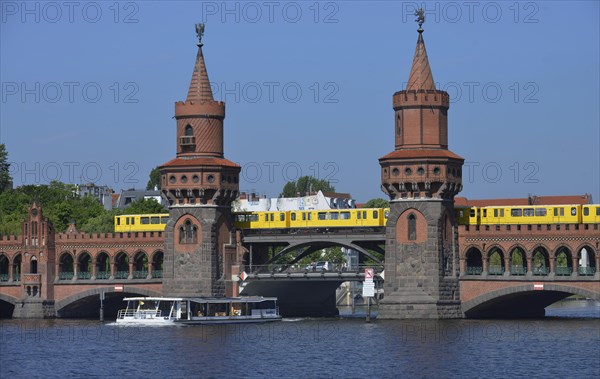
1, 300, 599, 379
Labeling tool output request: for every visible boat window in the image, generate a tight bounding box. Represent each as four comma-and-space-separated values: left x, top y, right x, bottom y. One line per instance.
511, 209, 522, 217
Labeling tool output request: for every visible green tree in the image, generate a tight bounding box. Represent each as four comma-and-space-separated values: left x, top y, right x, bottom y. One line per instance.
0, 143, 12, 193
280, 176, 335, 197
123, 198, 166, 214
79, 209, 122, 234
146, 166, 161, 190
364, 198, 389, 208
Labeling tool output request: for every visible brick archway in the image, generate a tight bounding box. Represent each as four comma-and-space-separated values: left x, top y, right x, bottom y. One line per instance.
55, 286, 163, 312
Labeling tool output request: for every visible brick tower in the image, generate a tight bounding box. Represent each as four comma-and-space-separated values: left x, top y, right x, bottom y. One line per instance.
12, 202, 56, 318
378, 18, 464, 319
160, 24, 240, 297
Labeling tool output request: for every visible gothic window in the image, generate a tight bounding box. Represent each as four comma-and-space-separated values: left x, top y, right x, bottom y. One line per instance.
179, 219, 198, 244
185, 125, 193, 136
408, 213, 417, 241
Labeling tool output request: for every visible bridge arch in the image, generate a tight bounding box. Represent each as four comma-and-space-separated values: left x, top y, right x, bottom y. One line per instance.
486, 245, 505, 275
55, 286, 163, 318
508, 245, 527, 275
462, 284, 600, 318
264, 240, 383, 266
464, 246, 483, 275
0, 293, 18, 318
575, 244, 597, 275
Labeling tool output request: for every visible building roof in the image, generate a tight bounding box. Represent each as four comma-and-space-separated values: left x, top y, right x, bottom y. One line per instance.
454, 194, 592, 207
380, 149, 464, 161
186, 44, 214, 102
160, 157, 240, 169
406, 31, 436, 91
321, 192, 352, 199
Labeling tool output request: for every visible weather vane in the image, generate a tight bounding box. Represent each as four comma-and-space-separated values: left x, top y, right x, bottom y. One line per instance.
195, 23, 205, 46
414, 8, 425, 33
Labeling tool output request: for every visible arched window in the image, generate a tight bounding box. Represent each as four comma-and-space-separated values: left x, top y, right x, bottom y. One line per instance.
179, 220, 198, 244
185, 124, 193, 136
408, 213, 417, 241
30, 256, 37, 274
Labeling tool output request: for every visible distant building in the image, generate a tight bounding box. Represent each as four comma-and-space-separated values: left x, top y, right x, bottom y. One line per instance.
233, 190, 356, 212
116, 188, 166, 210
76, 183, 114, 210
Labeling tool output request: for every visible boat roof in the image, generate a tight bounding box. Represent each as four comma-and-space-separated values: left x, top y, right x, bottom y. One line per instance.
123, 296, 278, 303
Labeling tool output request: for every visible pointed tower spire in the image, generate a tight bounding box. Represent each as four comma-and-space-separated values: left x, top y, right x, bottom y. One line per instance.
186, 23, 214, 102
406, 31, 436, 91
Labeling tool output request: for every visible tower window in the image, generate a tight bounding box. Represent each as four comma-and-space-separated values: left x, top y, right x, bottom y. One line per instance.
185, 125, 193, 136
179, 219, 198, 244
408, 213, 417, 241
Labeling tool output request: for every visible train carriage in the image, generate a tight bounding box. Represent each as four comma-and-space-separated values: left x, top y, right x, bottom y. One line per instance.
114, 214, 169, 233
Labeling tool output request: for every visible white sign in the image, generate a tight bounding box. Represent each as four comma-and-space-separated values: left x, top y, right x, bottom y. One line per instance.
239, 271, 248, 281
362, 282, 375, 297
533, 283, 544, 291
114, 285, 123, 293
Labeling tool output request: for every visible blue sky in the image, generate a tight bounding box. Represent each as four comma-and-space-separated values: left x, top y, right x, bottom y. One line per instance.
1, 1, 599, 202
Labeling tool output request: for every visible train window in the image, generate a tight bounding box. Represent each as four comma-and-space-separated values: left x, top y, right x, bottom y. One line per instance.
385, 210, 389, 218
116, 218, 121, 225
264, 214, 269, 222
131, 218, 135, 225
493, 209, 498, 217
151, 216, 160, 224
470, 209, 475, 217
291, 213, 296, 221
583, 208, 589, 216
553, 208, 558, 216
524, 208, 534, 217
459, 210, 464, 218
500, 209, 504, 217
270, 214, 274, 222
511, 209, 522, 217
373, 211, 378, 219
126, 218, 130, 225
307, 213, 312, 221
318, 212, 327, 220
535, 208, 547, 217
280, 213, 285, 222
302, 213, 306, 221
571, 207, 576, 216
357, 212, 362, 219
341, 212, 350, 220
141, 217, 150, 224
250, 214, 258, 222
330, 212, 339, 220
363, 211, 367, 219
596, 207, 600, 216
161, 217, 169, 224
559, 208, 564, 216
483, 209, 487, 218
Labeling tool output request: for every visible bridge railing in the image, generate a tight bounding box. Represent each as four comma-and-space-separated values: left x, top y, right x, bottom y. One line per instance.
247, 263, 384, 275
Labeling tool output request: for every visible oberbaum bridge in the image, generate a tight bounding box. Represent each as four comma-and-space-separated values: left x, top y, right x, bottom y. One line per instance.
1, 21, 599, 320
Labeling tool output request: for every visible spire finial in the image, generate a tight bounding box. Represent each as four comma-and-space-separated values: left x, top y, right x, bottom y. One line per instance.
414, 8, 425, 34
195, 22, 205, 47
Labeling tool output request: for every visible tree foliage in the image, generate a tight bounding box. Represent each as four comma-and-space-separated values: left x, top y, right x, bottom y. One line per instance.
123, 198, 166, 214
146, 166, 161, 190
0, 143, 12, 193
280, 176, 335, 197
363, 198, 389, 208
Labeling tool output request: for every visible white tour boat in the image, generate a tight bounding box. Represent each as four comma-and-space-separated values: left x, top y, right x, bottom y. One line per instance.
116, 296, 281, 325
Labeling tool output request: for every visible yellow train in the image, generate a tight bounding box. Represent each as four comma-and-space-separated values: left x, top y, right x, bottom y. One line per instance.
114, 204, 599, 232
455, 204, 600, 225
114, 214, 169, 232
234, 208, 390, 230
